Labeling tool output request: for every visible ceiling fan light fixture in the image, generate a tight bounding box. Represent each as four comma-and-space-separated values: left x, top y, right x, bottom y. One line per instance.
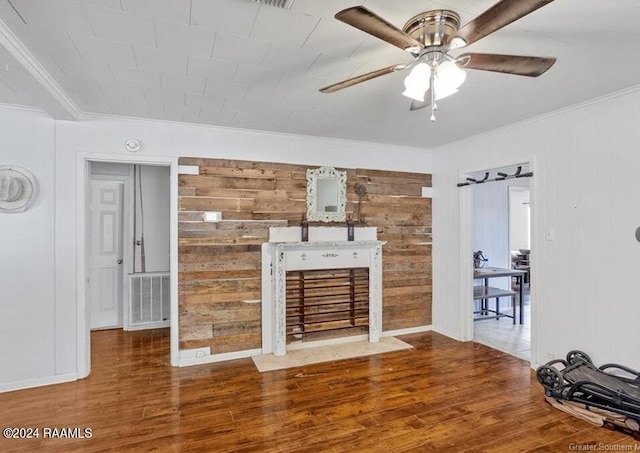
436, 60, 467, 94
402, 63, 430, 101
403, 59, 466, 103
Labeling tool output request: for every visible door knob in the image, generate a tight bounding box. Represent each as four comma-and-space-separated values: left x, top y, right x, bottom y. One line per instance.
117, 259, 123, 264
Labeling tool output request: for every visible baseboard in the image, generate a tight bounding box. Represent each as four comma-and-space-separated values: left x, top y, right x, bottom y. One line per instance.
0, 372, 78, 394
179, 348, 262, 367
382, 325, 432, 337
430, 325, 465, 341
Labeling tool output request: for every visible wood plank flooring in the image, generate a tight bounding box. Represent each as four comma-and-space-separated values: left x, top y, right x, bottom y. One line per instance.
1, 329, 637, 452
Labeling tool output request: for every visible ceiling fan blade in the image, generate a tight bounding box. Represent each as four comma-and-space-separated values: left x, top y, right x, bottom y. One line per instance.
335, 6, 423, 53
454, 0, 554, 46
457, 53, 556, 77
319, 64, 405, 93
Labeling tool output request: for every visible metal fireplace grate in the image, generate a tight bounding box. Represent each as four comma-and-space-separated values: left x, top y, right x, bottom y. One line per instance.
285, 267, 369, 343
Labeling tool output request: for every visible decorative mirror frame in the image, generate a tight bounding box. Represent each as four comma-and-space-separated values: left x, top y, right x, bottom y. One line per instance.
306, 166, 347, 222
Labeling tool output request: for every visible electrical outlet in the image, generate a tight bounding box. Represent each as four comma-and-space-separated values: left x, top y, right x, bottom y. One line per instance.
179, 347, 211, 362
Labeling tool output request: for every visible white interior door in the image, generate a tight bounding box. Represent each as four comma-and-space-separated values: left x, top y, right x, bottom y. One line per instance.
89, 180, 124, 329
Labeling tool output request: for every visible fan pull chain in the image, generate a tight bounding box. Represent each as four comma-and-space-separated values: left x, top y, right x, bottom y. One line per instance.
430, 62, 437, 122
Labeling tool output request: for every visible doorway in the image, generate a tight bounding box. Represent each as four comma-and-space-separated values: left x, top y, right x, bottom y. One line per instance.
79, 155, 178, 378
87, 161, 171, 332
463, 163, 534, 362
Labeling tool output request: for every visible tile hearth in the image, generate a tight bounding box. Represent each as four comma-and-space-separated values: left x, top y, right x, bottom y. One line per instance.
251, 336, 413, 372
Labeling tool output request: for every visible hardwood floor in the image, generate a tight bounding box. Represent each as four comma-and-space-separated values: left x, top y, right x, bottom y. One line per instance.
1, 329, 636, 452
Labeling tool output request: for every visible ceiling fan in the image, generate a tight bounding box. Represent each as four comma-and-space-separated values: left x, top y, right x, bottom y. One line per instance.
319, 0, 557, 121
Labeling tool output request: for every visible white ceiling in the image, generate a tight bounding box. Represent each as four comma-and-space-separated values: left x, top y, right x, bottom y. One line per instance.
1, 0, 640, 148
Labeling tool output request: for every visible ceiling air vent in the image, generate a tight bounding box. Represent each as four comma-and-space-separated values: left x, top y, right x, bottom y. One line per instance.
252, 0, 295, 9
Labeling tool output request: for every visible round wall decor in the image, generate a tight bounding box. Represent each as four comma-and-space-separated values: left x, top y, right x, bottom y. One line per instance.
0, 166, 38, 213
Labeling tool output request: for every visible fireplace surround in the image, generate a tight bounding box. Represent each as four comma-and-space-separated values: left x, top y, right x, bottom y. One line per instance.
261, 226, 384, 356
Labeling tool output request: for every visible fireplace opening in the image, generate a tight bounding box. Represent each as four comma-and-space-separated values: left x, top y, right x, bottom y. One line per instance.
285, 267, 370, 343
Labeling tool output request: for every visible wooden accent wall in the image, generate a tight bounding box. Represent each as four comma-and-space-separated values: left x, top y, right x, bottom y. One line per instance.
178, 157, 432, 354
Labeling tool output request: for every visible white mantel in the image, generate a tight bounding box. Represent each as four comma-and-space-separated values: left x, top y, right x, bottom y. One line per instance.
261, 227, 384, 356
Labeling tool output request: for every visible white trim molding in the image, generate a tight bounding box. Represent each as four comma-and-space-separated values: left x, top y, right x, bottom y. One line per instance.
0, 373, 78, 394
0, 17, 80, 120
76, 153, 179, 380
262, 239, 385, 356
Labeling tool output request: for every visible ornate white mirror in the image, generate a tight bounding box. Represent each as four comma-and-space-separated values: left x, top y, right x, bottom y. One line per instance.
306, 166, 347, 222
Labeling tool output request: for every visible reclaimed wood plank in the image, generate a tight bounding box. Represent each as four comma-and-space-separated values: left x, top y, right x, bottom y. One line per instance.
199, 167, 293, 179
179, 174, 277, 190
355, 167, 432, 182
179, 196, 255, 212
177, 157, 433, 355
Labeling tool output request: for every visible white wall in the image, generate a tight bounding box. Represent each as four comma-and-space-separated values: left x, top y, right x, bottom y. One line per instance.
0, 107, 67, 389
433, 88, 640, 369
1, 109, 433, 392
56, 115, 433, 170
137, 166, 170, 272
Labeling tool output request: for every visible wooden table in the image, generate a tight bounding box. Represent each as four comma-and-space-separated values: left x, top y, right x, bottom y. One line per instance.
473, 267, 527, 324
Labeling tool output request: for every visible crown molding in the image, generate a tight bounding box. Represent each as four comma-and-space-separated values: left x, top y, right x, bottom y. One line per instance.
0, 17, 80, 120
